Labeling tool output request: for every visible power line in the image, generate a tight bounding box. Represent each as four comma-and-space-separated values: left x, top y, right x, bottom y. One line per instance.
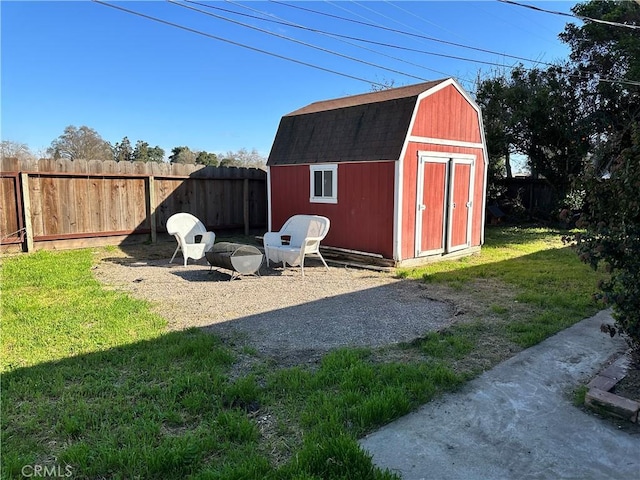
382, 0, 468, 42
270, 0, 558, 67
93, 0, 640, 90
498, 0, 640, 31
222, 0, 453, 79
91, 0, 388, 88
193, 1, 496, 76
269, 0, 639, 88
170, 0, 431, 83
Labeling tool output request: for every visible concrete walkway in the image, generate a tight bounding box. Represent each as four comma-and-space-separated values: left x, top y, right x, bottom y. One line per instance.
360, 310, 640, 480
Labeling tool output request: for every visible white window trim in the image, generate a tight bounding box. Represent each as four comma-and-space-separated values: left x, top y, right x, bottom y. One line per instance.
309, 164, 338, 204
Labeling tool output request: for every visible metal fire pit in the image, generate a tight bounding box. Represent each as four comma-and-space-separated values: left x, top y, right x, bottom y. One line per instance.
206, 242, 263, 279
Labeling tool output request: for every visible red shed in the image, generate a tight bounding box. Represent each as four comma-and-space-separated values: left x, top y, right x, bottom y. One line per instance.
267, 78, 488, 266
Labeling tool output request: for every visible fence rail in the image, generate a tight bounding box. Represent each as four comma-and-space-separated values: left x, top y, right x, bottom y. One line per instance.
0, 158, 267, 252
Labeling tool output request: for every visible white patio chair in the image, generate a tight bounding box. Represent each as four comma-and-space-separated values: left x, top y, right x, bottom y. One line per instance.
263, 214, 330, 276
167, 213, 216, 266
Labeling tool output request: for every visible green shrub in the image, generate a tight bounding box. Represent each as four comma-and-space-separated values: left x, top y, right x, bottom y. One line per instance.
572, 123, 640, 354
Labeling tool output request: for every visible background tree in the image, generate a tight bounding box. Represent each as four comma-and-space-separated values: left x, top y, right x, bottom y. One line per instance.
169, 146, 196, 164
476, 64, 589, 205
132, 140, 165, 163
219, 148, 266, 168
370, 78, 396, 92
46, 125, 112, 161
148, 145, 165, 163
573, 126, 640, 354
0, 140, 36, 161
509, 65, 589, 186
195, 151, 219, 166
112, 136, 133, 162
475, 73, 512, 202
560, 0, 640, 171
566, 1, 640, 355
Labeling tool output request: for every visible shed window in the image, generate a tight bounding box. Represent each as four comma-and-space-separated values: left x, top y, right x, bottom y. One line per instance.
310, 164, 337, 204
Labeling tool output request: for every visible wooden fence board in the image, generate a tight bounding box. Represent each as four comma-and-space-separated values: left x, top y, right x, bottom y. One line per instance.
131, 178, 147, 231
75, 177, 91, 233
1, 158, 267, 250
28, 176, 43, 237
60, 177, 75, 234
0, 176, 19, 240
41, 175, 60, 236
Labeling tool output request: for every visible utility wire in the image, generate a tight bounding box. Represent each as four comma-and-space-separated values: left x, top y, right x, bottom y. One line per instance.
222, 0, 453, 79
169, 0, 431, 83
91, 0, 387, 88
93, 0, 640, 90
382, 0, 467, 42
270, 0, 558, 67
498, 0, 640, 31
270, 0, 640, 88
196, 1, 488, 75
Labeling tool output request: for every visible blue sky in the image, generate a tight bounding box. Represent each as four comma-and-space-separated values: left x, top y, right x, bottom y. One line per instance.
1, 0, 578, 159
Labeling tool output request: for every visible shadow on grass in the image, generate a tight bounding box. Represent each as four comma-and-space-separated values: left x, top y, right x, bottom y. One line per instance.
2, 314, 453, 479
3, 233, 604, 479
3, 247, 460, 480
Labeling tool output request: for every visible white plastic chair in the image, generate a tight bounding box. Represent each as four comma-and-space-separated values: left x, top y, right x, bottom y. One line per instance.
166, 213, 216, 266
264, 215, 330, 276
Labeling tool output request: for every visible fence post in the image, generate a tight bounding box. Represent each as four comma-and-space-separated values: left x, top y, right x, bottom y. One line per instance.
147, 175, 157, 243
243, 178, 249, 235
20, 173, 34, 252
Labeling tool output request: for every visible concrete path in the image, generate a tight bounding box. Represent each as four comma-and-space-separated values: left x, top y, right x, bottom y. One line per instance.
360, 310, 640, 480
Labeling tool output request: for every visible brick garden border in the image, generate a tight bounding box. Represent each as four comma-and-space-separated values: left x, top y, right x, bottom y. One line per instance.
585, 351, 640, 423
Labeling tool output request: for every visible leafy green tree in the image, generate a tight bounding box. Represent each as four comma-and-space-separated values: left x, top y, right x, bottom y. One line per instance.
132, 140, 165, 163
509, 65, 589, 186
560, 0, 640, 171
476, 65, 589, 202
112, 136, 133, 162
565, 1, 640, 354
132, 140, 150, 162
475, 72, 513, 201
169, 146, 196, 164
47, 125, 112, 161
573, 125, 640, 353
148, 145, 165, 163
195, 151, 219, 166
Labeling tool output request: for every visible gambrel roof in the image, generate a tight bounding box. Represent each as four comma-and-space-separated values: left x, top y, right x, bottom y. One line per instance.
267, 79, 448, 166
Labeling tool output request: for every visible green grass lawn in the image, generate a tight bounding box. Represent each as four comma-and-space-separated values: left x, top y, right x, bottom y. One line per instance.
1, 227, 605, 479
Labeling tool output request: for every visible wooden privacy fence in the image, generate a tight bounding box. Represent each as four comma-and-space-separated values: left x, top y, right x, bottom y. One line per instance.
0, 158, 267, 252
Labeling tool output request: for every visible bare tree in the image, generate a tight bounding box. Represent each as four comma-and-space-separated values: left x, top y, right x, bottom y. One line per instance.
219, 148, 266, 168
0, 140, 35, 161
47, 125, 112, 161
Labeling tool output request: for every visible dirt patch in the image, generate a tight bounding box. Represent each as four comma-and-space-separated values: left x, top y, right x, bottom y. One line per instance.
612, 351, 640, 407
615, 365, 640, 401
93, 242, 455, 365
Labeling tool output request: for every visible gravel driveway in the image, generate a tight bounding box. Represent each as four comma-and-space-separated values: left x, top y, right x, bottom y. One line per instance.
94, 249, 454, 364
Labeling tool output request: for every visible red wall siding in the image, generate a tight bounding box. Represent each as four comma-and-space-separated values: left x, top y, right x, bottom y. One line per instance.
411, 85, 482, 143
270, 161, 395, 258
270, 83, 487, 262
401, 142, 486, 260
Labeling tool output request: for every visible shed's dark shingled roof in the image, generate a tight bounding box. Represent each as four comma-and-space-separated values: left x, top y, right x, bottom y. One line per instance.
267, 79, 447, 166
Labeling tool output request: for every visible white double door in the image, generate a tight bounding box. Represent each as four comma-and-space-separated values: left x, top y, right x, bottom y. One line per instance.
415, 153, 475, 256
